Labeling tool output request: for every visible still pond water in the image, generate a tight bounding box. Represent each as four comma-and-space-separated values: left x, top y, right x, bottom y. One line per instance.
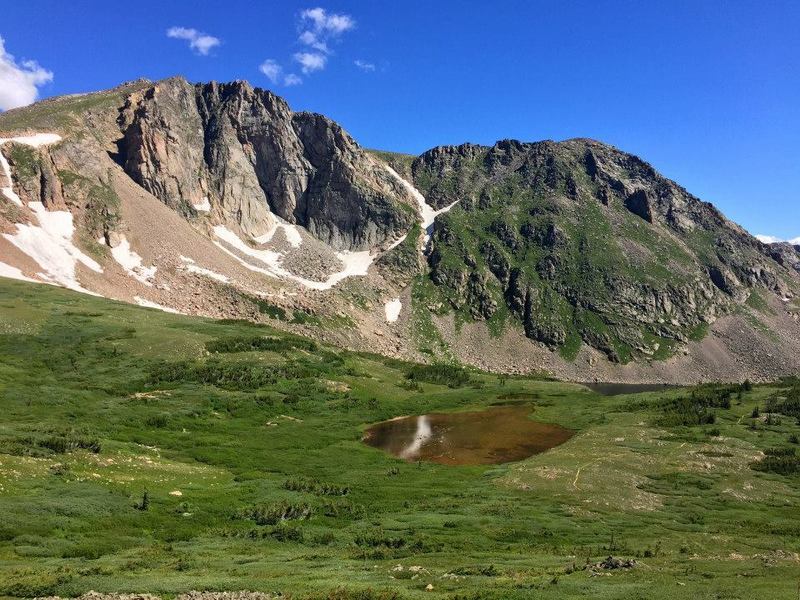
363, 406, 573, 465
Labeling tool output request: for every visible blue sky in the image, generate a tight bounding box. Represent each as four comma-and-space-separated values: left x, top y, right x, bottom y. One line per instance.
1, 1, 798, 240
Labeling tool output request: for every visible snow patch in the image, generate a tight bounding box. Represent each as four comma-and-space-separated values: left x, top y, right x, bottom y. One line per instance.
1, 133, 62, 148
386, 233, 408, 251
179, 255, 230, 283
0, 261, 39, 283
193, 197, 211, 211
110, 236, 157, 286
384, 165, 458, 243
384, 298, 402, 323
213, 225, 372, 291
0, 133, 62, 206
253, 220, 303, 248
281, 224, 303, 248
134, 296, 181, 314
3, 201, 101, 293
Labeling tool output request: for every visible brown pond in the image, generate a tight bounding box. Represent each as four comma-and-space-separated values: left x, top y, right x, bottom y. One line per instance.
363, 406, 573, 465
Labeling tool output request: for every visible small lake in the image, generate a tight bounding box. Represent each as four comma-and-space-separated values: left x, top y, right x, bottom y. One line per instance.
363, 406, 573, 465
584, 382, 675, 396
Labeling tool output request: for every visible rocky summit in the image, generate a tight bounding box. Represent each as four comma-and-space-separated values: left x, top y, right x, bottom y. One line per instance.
0, 76, 798, 382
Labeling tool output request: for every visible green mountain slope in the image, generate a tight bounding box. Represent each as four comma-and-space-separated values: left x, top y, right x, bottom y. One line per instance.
410, 139, 799, 362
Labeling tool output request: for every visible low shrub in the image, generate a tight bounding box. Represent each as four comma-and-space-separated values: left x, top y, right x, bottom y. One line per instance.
205, 335, 317, 354
240, 501, 313, 526
406, 363, 470, 387
751, 447, 800, 475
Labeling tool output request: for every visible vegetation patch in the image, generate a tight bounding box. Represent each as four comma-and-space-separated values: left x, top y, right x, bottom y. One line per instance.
239, 501, 313, 526
406, 363, 471, 387
206, 335, 317, 354
751, 447, 800, 476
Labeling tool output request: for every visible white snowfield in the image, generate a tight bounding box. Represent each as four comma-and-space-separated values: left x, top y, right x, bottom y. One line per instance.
110, 236, 157, 286
253, 219, 303, 249
179, 255, 230, 283
0, 134, 63, 206
134, 296, 182, 314
213, 225, 372, 291
192, 197, 211, 212
0, 261, 38, 283
4, 201, 102, 293
384, 298, 402, 322
384, 165, 459, 243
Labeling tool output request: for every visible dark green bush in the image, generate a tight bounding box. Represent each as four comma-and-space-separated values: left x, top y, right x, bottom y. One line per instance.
205, 335, 317, 354
751, 447, 800, 475
406, 363, 471, 387
240, 501, 313, 525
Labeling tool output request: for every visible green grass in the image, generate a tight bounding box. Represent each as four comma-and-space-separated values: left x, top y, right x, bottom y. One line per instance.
0, 82, 150, 134
0, 279, 799, 599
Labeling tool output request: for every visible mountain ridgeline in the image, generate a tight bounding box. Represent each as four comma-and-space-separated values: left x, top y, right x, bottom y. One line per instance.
0, 76, 798, 379
410, 139, 797, 362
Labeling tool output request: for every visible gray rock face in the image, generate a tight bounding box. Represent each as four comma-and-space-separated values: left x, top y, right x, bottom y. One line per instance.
117, 77, 415, 250
768, 242, 800, 273
5, 142, 66, 210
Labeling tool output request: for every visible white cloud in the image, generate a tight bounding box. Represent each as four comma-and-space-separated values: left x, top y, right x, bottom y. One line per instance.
166, 27, 220, 56
299, 7, 355, 36
0, 36, 53, 111
354, 59, 375, 72
295, 7, 355, 73
294, 51, 327, 74
298, 30, 328, 53
259, 59, 282, 84
756, 234, 800, 245
254, 8, 356, 85
258, 62, 302, 87
284, 73, 302, 86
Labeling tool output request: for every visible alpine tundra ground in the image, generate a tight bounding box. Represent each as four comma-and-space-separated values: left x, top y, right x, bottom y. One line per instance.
0, 279, 798, 599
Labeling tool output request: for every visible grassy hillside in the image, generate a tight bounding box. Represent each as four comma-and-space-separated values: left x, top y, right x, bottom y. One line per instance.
0, 279, 798, 599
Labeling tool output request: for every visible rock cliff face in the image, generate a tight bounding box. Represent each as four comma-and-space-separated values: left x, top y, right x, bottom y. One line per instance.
411, 139, 799, 362
767, 242, 800, 273
117, 77, 415, 249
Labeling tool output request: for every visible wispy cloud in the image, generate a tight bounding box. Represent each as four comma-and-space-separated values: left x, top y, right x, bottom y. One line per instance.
166, 27, 221, 56
756, 234, 800, 245
0, 36, 53, 111
260, 59, 302, 87
257, 7, 357, 87
293, 51, 327, 74
259, 59, 282, 84
298, 7, 355, 55
354, 59, 375, 72
284, 73, 303, 86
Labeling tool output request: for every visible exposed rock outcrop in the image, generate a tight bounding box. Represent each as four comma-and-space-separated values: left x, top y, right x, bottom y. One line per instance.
117, 77, 416, 250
